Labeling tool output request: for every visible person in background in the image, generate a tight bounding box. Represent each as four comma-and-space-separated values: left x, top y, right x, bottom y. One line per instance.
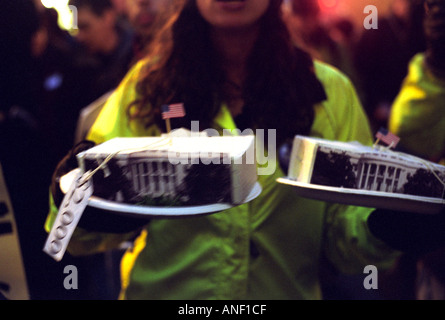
354, 0, 426, 134
283, 0, 359, 93
283, 0, 336, 64
70, 0, 134, 99
31, 7, 93, 168
111, 0, 127, 14
46, 0, 445, 300
0, 0, 87, 300
124, 0, 166, 61
390, 0, 445, 165
389, 0, 445, 300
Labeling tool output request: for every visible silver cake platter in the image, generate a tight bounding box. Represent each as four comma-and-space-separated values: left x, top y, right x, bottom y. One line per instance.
60, 169, 262, 219
277, 177, 445, 215
88, 182, 262, 218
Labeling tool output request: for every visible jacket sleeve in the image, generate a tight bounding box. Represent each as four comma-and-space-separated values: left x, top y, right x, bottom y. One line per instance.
44, 60, 154, 257
312, 61, 401, 274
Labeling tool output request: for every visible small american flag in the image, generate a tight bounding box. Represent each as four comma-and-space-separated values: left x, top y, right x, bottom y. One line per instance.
162, 103, 185, 120
375, 128, 400, 148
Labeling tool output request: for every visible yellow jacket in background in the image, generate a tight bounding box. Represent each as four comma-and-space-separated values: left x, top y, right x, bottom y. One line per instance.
390, 53, 445, 164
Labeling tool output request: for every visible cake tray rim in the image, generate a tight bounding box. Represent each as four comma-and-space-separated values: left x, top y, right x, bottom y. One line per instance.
59, 168, 262, 219
86, 182, 262, 218
277, 177, 445, 214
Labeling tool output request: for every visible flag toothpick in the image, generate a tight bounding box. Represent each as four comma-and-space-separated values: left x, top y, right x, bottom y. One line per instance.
374, 128, 400, 149
166, 118, 172, 134
161, 103, 186, 134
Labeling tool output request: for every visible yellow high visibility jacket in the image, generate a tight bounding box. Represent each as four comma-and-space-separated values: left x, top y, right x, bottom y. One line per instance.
46, 59, 399, 300
389, 53, 445, 164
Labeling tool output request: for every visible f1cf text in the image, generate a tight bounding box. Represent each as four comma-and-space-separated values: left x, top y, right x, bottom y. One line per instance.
178, 304, 267, 317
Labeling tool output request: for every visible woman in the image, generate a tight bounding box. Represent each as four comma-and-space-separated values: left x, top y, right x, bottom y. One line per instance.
46, 0, 405, 300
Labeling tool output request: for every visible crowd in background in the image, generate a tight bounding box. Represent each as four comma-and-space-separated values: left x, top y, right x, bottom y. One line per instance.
284, 0, 427, 134
1, 0, 162, 299
1, 0, 444, 300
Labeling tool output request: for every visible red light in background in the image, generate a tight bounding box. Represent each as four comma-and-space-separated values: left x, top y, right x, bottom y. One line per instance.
318, 0, 339, 10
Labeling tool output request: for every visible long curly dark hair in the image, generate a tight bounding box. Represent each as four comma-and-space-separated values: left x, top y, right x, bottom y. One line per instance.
128, 0, 326, 146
